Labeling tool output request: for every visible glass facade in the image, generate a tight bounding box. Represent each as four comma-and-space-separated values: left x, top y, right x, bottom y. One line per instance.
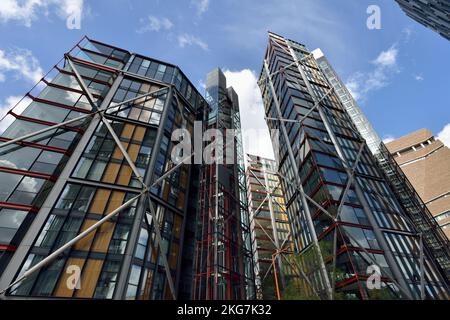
193, 69, 255, 300
246, 154, 294, 299
0, 37, 232, 300
258, 32, 450, 300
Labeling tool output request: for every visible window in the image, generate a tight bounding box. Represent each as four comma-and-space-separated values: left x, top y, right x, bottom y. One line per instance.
0, 209, 27, 244
55, 184, 81, 210
0, 146, 41, 171
8, 177, 46, 205
35, 214, 66, 248
135, 228, 148, 260
126, 265, 142, 300
94, 261, 121, 299
22, 102, 71, 123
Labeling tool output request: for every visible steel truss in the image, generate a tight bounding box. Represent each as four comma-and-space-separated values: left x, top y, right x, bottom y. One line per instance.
193, 86, 253, 300
0, 54, 190, 299
247, 165, 320, 299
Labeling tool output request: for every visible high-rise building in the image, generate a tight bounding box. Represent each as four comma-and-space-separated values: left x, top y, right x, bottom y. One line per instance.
386, 129, 450, 240
258, 31, 450, 300
192, 68, 255, 300
246, 154, 293, 299
313, 48, 450, 284
395, 0, 450, 41
0, 37, 253, 300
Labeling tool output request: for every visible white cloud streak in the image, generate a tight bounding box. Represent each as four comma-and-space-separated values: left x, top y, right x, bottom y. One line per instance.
191, 0, 209, 16
0, 0, 84, 27
136, 15, 173, 33
345, 45, 399, 102
382, 135, 396, 144
0, 48, 44, 84
223, 69, 274, 160
437, 123, 450, 148
177, 34, 208, 51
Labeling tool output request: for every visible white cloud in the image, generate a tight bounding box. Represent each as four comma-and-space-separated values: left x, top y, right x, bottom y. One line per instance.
177, 34, 208, 51
414, 74, 424, 81
0, 95, 21, 117
345, 45, 399, 102
136, 15, 173, 33
437, 123, 450, 147
382, 135, 396, 144
0, 48, 44, 83
0, 95, 22, 132
0, 0, 84, 27
191, 0, 209, 16
223, 69, 274, 160
0, 73, 5, 82
373, 46, 398, 67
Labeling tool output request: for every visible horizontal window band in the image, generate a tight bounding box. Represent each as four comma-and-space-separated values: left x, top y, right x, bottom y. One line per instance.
0, 166, 54, 180
69, 56, 119, 74
78, 45, 126, 63
0, 244, 17, 252
0, 137, 69, 154
0, 202, 36, 212
42, 79, 103, 99
27, 94, 93, 114
56, 66, 113, 86
9, 111, 85, 134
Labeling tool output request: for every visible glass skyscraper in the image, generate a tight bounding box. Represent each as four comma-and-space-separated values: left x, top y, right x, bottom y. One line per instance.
258, 32, 450, 300
395, 0, 450, 41
193, 68, 255, 300
0, 37, 253, 300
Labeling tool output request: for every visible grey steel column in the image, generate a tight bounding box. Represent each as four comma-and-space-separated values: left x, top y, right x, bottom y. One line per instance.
0, 74, 124, 294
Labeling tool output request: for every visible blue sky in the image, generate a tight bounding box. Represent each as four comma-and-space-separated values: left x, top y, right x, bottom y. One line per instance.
0, 0, 449, 159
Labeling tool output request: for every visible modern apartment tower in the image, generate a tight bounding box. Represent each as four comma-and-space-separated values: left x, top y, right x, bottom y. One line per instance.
258, 32, 450, 300
395, 0, 450, 41
192, 68, 255, 300
313, 48, 450, 281
0, 37, 254, 300
246, 154, 293, 299
386, 129, 450, 240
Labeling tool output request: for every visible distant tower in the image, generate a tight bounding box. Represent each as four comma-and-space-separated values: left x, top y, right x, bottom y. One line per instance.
246, 154, 294, 299
395, 0, 450, 41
